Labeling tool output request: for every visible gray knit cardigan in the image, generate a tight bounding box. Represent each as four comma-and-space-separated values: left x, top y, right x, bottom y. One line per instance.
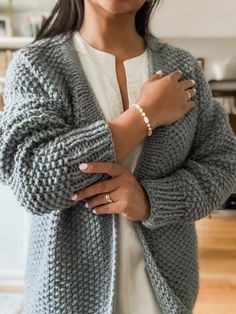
0, 31, 236, 314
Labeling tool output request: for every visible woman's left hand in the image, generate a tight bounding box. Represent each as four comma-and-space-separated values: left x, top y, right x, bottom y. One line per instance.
71, 162, 150, 221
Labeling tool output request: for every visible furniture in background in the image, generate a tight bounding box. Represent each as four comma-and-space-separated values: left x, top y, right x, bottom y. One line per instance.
209, 80, 236, 134
208, 80, 236, 212
0, 36, 33, 114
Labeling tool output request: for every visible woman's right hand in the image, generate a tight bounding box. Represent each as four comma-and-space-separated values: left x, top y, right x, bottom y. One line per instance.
139, 70, 196, 128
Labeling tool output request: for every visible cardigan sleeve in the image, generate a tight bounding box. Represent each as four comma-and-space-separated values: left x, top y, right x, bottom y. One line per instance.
138, 53, 236, 229
0, 50, 116, 215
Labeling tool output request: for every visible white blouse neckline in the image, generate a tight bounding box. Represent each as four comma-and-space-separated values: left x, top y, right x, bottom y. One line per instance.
73, 31, 148, 72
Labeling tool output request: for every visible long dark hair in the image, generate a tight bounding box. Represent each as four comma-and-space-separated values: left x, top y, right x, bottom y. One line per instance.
33, 0, 161, 46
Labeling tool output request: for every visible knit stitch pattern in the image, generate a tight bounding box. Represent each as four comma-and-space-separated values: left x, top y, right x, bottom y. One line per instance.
0, 31, 236, 314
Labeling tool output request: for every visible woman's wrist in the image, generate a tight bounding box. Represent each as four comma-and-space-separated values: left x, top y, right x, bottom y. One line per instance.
132, 102, 153, 136
128, 104, 150, 136
139, 98, 161, 129
108, 104, 150, 162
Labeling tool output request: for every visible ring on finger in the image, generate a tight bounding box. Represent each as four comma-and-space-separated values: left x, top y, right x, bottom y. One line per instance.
186, 88, 196, 100
105, 192, 113, 203
186, 90, 192, 100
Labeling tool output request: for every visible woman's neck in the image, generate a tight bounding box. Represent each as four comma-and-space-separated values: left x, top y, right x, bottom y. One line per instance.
78, 1, 147, 61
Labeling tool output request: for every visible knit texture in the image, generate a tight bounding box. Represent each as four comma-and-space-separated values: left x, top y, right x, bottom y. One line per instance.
0, 31, 236, 314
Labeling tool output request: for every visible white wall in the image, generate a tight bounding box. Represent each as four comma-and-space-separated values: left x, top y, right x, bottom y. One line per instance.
151, 0, 236, 38
149, 0, 236, 80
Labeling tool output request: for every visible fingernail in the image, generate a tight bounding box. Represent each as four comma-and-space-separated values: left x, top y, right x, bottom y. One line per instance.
93, 209, 97, 214
79, 163, 88, 170
177, 69, 182, 74
85, 202, 89, 208
71, 194, 78, 201
191, 79, 195, 85
155, 70, 163, 75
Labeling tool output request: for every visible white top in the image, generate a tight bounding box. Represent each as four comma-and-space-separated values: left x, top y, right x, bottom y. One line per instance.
73, 31, 162, 314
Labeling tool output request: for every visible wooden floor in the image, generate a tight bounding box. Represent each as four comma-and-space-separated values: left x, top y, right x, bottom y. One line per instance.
1, 215, 235, 314
194, 215, 236, 314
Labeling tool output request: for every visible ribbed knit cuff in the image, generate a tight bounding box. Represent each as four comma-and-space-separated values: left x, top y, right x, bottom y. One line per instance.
138, 177, 191, 229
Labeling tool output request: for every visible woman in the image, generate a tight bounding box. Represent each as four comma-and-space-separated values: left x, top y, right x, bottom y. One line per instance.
0, 1, 236, 313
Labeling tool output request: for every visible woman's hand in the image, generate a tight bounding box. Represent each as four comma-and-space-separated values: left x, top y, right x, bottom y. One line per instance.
71, 162, 150, 221
139, 69, 197, 128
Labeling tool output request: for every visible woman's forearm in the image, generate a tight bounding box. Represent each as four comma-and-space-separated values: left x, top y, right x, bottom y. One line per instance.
108, 105, 149, 162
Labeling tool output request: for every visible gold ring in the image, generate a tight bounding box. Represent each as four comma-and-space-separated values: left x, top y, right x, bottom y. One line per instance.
105, 193, 113, 203
186, 90, 191, 100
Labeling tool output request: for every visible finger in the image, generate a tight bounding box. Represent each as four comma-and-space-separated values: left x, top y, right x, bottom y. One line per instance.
92, 202, 121, 215
86, 189, 118, 208
186, 88, 196, 101
180, 79, 195, 90
155, 70, 164, 79
79, 161, 125, 177
85, 192, 116, 208
73, 176, 120, 201
168, 69, 182, 81
149, 70, 164, 82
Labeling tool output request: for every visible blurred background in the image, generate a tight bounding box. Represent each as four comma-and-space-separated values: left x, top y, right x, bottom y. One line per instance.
0, 1, 236, 313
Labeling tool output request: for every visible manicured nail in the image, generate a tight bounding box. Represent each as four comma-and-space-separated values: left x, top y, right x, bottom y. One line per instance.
85, 202, 89, 208
79, 163, 88, 170
93, 209, 97, 214
155, 70, 163, 75
191, 79, 195, 85
71, 194, 77, 201
177, 69, 182, 74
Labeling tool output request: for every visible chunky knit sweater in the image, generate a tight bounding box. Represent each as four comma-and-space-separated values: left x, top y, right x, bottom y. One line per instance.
0, 31, 236, 314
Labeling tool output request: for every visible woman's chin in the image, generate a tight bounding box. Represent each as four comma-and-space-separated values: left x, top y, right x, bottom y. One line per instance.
94, 0, 145, 16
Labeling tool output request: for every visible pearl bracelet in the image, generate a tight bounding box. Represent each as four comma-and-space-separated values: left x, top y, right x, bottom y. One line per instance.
132, 102, 153, 137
